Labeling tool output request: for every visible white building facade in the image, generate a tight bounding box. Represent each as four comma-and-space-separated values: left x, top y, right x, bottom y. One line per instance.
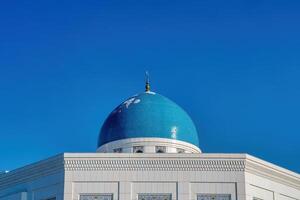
1, 87, 299, 200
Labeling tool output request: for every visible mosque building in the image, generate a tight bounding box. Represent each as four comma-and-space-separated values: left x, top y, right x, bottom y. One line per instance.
0, 79, 299, 200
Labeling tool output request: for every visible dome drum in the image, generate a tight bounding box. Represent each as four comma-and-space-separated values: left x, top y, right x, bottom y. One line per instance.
97, 137, 201, 153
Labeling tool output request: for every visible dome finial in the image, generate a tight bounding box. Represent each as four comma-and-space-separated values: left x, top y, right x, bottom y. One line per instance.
145, 71, 150, 92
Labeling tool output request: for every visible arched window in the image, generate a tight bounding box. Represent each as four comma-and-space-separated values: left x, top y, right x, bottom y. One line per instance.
155, 146, 166, 153
133, 146, 144, 153
177, 148, 185, 153
113, 148, 122, 153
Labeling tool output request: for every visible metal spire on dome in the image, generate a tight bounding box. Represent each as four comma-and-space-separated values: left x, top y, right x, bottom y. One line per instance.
145, 71, 150, 92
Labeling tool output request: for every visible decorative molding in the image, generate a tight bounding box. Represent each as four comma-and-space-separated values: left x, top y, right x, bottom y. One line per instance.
64, 158, 245, 171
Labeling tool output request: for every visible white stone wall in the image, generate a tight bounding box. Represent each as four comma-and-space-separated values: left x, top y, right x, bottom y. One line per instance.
64, 170, 245, 200
244, 155, 300, 200
63, 153, 299, 200
245, 172, 300, 200
1, 153, 299, 200
63, 153, 246, 200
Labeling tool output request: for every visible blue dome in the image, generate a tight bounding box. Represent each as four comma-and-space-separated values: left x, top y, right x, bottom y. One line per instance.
98, 92, 199, 147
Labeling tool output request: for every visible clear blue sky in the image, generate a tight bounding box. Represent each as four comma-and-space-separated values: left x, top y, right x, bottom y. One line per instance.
0, 0, 299, 173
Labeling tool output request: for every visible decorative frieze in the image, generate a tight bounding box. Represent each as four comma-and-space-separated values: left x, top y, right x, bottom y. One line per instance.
63, 159, 246, 171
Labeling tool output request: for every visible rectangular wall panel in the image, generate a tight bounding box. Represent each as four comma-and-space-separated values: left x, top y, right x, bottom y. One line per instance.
131, 182, 177, 200
247, 184, 274, 200
73, 182, 119, 200
190, 182, 237, 200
